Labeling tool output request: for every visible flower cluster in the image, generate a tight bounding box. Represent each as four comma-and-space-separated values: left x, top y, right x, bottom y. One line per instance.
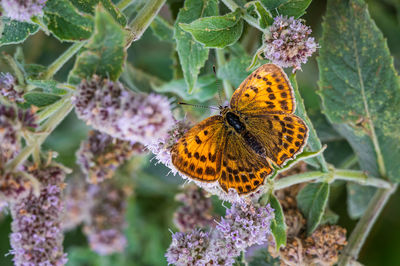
166, 201, 274, 266
83, 182, 129, 255
0, 171, 37, 203
10, 166, 67, 266
1, 0, 47, 22
173, 186, 213, 232
72, 76, 174, 145
0, 104, 37, 162
76, 130, 144, 184
146, 119, 191, 174
264, 15, 317, 71
0, 73, 23, 102
62, 176, 92, 231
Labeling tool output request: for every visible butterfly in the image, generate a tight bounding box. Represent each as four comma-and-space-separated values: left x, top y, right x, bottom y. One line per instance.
171, 64, 308, 195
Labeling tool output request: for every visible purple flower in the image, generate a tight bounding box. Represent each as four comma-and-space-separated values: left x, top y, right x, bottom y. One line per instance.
76, 130, 144, 184
1, 0, 47, 22
264, 15, 317, 71
72, 76, 174, 145
0, 171, 37, 203
147, 119, 191, 174
83, 182, 129, 255
166, 230, 211, 266
0, 73, 24, 102
9, 166, 67, 265
173, 186, 213, 232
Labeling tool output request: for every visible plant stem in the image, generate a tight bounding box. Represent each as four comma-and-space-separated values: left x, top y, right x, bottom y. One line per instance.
338, 184, 398, 265
215, 49, 233, 98
334, 169, 392, 189
43, 42, 85, 80
290, 74, 329, 172
5, 98, 73, 171
221, 0, 263, 31
127, 0, 166, 44
117, 0, 134, 10
274, 171, 327, 190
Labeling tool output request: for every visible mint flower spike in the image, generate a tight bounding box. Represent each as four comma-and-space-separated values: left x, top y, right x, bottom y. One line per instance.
264, 15, 318, 72
0, 73, 24, 103
10, 166, 68, 266
76, 130, 144, 184
1, 0, 47, 22
72, 76, 174, 146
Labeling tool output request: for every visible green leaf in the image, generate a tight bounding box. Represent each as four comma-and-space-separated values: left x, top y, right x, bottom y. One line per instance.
0, 18, 39, 46
24, 92, 61, 107
68, 5, 127, 84
269, 194, 286, 250
347, 183, 376, 219
246, 1, 274, 28
260, 0, 312, 18
69, 0, 127, 26
152, 74, 218, 102
217, 55, 252, 88
318, 0, 400, 182
248, 248, 281, 266
43, 0, 94, 41
26, 79, 65, 94
320, 208, 339, 225
179, 9, 244, 48
150, 16, 174, 42
297, 182, 330, 234
174, 0, 218, 92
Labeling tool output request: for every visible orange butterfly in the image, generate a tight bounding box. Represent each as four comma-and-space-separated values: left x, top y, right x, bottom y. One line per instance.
171, 64, 308, 195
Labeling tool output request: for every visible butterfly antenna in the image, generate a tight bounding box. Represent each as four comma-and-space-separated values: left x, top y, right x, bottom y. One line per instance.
178, 102, 219, 110
213, 65, 224, 108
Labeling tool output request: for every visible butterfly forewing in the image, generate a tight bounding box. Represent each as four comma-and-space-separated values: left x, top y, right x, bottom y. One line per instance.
171, 116, 227, 182
230, 64, 295, 114
219, 133, 272, 194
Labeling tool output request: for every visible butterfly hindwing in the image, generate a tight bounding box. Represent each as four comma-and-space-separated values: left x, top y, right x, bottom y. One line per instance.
219, 133, 273, 194
230, 64, 295, 114
245, 113, 308, 166
171, 116, 227, 182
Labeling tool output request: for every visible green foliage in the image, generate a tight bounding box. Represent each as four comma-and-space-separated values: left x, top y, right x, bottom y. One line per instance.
24, 91, 61, 107
174, 0, 218, 92
259, 0, 312, 18
269, 194, 287, 250
246, 1, 274, 28
297, 182, 330, 234
153, 74, 218, 102
179, 9, 244, 49
150, 16, 174, 43
68, 6, 127, 84
347, 183, 376, 219
0, 18, 39, 46
318, 0, 400, 182
43, 0, 94, 41
217, 55, 252, 88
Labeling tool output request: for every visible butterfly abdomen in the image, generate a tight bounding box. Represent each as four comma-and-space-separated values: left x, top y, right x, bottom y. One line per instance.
225, 111, 266, 157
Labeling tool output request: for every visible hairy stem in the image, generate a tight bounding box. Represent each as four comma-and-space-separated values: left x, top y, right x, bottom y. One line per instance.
5, 98, 73, 171
291, 74, 329, 172
127, 0, 166, 44
215, 49, 233, 98
338, 184, 397, 265
221, 0, 263, 31
43, 42, 85, 80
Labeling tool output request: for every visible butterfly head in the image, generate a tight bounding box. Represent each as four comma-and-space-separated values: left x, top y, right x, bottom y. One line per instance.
219, 105, 230, 116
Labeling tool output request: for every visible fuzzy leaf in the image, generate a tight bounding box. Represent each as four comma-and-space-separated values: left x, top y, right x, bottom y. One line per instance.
318, 0, 400, 182
153, 75, 218, 102
246, 1, 274, 28
24, 92, 61, 107
260, 0, 312, 18
269, 194, 286, 250
179, 9, 244, 48
174, 0, 218, 93
0, 18, 39, 46
69, 0, 127, 26
43, 0, 94, 41
68, 6, 126, 84
217, 55, 252, 88
297, 182, 330, 234
150, 16, 174, 42
347, 183, 376, 219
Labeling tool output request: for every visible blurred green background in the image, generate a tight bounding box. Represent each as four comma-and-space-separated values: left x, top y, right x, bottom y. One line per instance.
0, 0, 399, 265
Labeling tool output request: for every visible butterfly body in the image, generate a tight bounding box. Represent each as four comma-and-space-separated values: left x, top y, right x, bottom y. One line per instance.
171, 64, 309, 195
